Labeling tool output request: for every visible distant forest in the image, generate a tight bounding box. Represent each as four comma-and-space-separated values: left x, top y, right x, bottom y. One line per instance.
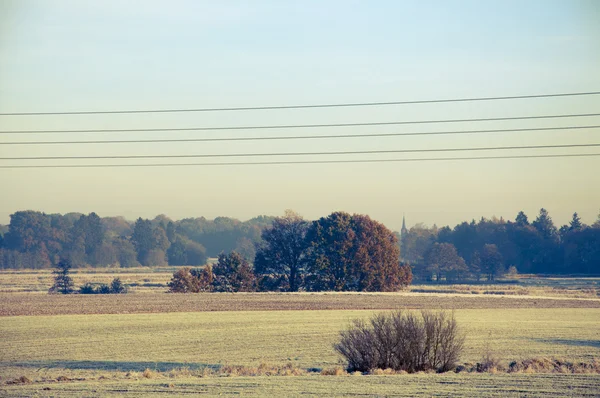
0, 211, 274, 269
401, 209, 600, 279
1, 209, 599, 277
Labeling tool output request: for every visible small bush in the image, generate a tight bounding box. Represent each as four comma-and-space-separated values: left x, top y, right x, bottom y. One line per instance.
219, 363, 305, 377
477, 343, 502, 373
6, 376, 32, 385
320, 367, 347, 376
96, 284, 111, 294
79, 278, 128, 294
110, 277, 127, 294
79, 283, 96, 294
142, 368, 156, 379
335, 310, 464, 373
168, 266, 213, 293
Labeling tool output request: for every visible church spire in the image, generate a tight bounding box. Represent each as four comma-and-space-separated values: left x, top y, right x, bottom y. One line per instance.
401, 214, 407, 235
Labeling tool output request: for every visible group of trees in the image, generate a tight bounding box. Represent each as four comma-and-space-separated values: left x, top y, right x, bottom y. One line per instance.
49, 258, 127, 294
402, 209, 600, 281
3, 208, 600, 282
169, 210, 412, 293
0, 211, 273, 269
168, 251, 258, 293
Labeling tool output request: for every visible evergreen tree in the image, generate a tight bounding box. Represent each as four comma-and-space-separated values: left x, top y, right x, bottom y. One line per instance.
49, 258, 74, 294
515, 211, 529, 227
569, 212, 584, 231
110, 277, 127, 294
532, 208, 558, 241
593, 210, 600, 229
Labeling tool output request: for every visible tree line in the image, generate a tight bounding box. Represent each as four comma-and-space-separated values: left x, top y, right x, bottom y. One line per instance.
402, 209, 600, 281
2, 208, 599, 281
0, 211, 273, 269
169, 210, 412, 293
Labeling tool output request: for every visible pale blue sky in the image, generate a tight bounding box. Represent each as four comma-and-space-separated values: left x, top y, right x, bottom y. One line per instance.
1, 0, 599, 229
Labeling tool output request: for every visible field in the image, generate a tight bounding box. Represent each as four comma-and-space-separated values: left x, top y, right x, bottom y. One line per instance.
3, 374, 600, 397
1, 269, 600, 396
2, 268, 598, 298
0, 267, 174, 294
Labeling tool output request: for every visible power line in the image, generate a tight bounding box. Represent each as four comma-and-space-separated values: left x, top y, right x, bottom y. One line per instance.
1, 153, 598, 169
2, 113, 600, 135
2, 143, 599, 161
2, 125, 598, 146
1, 91, 599, 116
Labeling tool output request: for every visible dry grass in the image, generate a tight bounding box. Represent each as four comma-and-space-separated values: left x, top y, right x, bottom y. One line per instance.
450, 358, 600, 375
2, 268, 598, 298
410, 278, 600, 299
4, 376, 31, 385
2, 373, 599, 397
3, 357, 599, 388
1, 291, 599, 317
321, 367, 347, 376
1, 308, 599, 372
0, 268, 173, 294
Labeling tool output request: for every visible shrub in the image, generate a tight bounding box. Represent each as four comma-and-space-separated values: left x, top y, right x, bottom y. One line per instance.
168, 267, 201, 293
79, 282, 96, 294
335, 310, 464, 373
79, 278, 128, 294
96, 284, 111, 294
191, 266, 213, 291
142, 368, 156, 378
110, 277, 127, 294
320, 367, 346, 376
167, 266, 213, 293
212, 252, 257, 292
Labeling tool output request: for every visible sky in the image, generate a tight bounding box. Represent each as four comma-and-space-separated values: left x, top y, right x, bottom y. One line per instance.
1, 0, 599, 231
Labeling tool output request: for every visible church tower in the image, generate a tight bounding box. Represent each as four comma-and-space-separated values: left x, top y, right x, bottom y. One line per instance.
401, 214, 408, 236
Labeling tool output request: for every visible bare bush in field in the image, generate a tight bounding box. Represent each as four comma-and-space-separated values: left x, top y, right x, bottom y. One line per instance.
335, 310, 464, 373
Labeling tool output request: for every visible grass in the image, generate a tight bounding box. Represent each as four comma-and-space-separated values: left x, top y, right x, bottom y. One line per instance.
2, 268, 599, 298
410, 277, 600, 299
2, 270, 600, 396
0, 268, 173, 293
1, 373, 599, 397
2, 291, 599, 317
1, 309, 599, 372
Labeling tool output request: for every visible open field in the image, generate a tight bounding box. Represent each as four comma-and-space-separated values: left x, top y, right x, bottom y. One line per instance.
2, 268, 599, 298
1, 308, 600, 397
2, 291, 600, 316
2, 309, 599, 370
0, 268, 175, 294
2, 373, 600, 397
411, 277, 600, 299
2, 308, 600, 368
2, 271, 600, 396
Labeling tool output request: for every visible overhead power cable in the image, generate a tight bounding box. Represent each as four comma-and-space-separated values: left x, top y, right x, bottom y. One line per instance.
1, 125, 598, 146
1, 113, 599, 135
2, 143, 599, 161
1, 153, 598, 169
1, 91, 599, 116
